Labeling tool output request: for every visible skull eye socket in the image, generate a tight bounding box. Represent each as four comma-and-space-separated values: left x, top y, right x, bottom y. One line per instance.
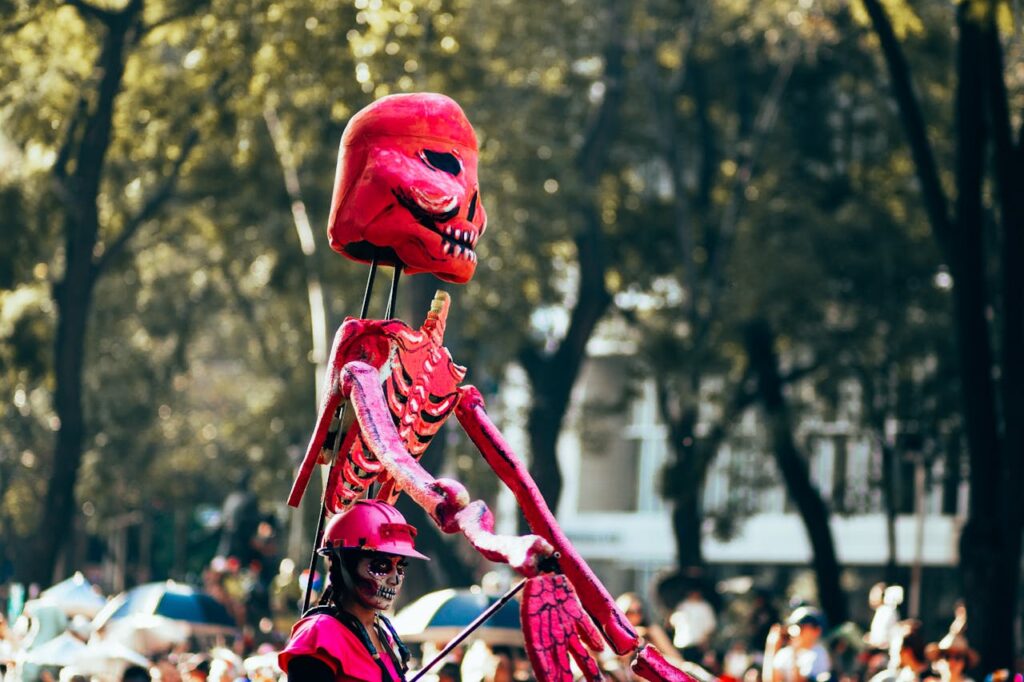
420, 149, 462, 176
368, 557, 393, 576
366, 554, 408, 577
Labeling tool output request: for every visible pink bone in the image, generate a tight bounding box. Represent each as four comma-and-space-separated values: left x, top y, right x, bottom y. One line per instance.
340, 361, 554, 576
632, 646, 700, 682
455, 385, 640, 655
287, 318, 392, 508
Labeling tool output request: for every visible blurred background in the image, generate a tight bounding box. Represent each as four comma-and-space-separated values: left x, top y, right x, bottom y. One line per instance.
0, 0, 1022, 677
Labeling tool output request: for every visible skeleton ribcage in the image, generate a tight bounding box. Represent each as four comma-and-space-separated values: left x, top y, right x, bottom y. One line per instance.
331, 341, 461, 508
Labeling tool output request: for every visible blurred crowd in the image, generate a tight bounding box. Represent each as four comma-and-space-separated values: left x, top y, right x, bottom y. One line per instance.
1, 536, 1020, 682
589, 581, 1020, 682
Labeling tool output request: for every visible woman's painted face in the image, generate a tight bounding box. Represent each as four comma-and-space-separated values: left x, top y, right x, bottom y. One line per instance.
353, 552, 407, 610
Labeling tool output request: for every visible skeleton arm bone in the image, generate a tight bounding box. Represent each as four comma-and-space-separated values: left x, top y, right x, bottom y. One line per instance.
455, 385, 639, 655
339, 361, 554, 575
287, 319, 391, 508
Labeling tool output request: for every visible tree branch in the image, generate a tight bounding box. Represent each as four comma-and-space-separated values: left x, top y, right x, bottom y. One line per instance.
64, 0, 118, 25
575, 2, 627, 182
51, 93, 91, 207
142, 0, 212, 36
94, 128, 199, 274
694, 44, 797, 353
860, 0, 952, 255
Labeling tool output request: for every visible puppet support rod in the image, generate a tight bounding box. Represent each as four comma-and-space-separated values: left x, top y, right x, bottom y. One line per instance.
409, 579, 528, 682
301, 254, 385, 613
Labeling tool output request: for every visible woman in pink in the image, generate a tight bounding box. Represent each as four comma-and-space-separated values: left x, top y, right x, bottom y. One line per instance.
279, 500, 429, 682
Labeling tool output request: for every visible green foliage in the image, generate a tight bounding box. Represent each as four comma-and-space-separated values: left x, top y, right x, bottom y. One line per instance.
0, 0, 980, 587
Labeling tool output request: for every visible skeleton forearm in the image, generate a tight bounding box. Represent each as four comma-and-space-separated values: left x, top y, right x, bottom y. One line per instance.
455, 386, 639, 655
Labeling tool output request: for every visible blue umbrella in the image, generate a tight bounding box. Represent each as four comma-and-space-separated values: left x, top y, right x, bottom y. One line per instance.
92, 581, 237, 635
392, 588, 522, 646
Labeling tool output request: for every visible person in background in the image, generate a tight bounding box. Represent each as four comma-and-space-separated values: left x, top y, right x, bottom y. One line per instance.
748, 591, 781, 664
670, 589, 717, 663
865, 584, 903, 653
604, 593, 682, 681
209, 649, 244, 682
763, 606, 831, 682
122, 665, 152, 682
0, 614, 13, 680
869, 620, 932, 682
151, 656, 183, 682
179, 653, 211, 682
618, 593, 679, 663
925, 632, 978, 682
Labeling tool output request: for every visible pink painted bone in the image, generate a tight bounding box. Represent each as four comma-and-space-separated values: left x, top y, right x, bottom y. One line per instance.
456, 386, 640, 656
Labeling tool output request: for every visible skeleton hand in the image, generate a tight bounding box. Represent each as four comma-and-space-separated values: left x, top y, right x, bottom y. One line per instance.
521, 574, 605, 682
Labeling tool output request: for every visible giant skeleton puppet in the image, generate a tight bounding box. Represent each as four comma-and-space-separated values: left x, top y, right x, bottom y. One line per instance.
287, 93, 693, 682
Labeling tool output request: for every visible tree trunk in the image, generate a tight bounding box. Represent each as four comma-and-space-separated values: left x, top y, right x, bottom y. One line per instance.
862, 0, 1022, 668
949, 7, 1015, 670
745, 319, 848, 626
658, 400, 708, 574
518, 1, 622, 511
32, 2, 140, 583
671, 473, 704, 572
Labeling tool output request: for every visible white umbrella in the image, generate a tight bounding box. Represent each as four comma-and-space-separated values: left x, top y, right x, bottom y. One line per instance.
21, 632, 87, 667
74, 639, 151, 681
93, 614, 191, 656
36, 573, 107, 618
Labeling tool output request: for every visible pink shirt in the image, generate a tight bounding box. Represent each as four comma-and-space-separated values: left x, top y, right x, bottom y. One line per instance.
279, 613, 402, 682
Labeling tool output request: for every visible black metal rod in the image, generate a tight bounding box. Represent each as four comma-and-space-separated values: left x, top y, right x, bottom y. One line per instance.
360, 256, 380, 318
301, 253, 381, 613
385, 266, 402, 319
410, 579, 528, 682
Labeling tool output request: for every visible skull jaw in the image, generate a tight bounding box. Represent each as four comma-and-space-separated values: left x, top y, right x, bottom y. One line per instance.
338, 222, 479, 283
354, 577, 398, 611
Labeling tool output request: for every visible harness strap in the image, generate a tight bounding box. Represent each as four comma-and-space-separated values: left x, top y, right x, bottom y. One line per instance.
302, 605, 407, 682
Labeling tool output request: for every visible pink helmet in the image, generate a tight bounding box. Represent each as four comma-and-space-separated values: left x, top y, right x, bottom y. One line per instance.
319, 499, 429, 560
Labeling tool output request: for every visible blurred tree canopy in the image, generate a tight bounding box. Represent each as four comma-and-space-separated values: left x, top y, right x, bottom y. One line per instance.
0, 0, 1021, 664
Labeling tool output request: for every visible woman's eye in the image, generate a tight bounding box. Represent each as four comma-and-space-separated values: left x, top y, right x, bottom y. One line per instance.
369, 559, 391, 574
420, 149, 462, 176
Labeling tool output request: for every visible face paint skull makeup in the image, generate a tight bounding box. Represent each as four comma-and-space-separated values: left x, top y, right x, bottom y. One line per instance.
351, 551, 407, 611
326, 93, 487, 284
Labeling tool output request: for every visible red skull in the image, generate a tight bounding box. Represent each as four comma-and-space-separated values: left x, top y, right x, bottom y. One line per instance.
327, 93, 487, 284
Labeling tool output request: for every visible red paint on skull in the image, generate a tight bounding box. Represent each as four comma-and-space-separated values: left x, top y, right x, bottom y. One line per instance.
327, 93, 487, 283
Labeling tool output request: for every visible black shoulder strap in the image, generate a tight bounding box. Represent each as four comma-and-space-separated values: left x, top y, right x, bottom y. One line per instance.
377, 614, 411, 672
302, 605, 338, 618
